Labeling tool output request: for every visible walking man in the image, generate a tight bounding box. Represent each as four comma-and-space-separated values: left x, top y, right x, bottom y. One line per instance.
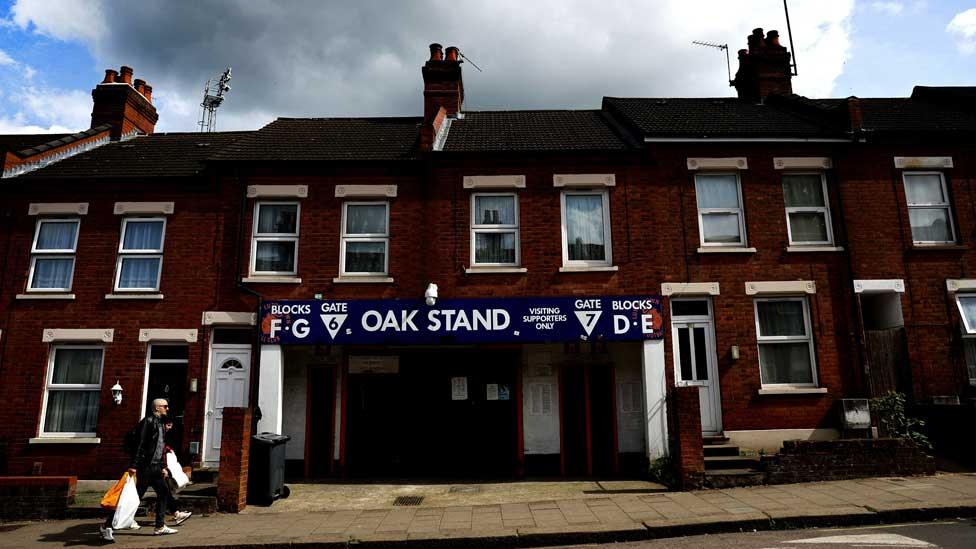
101, 398, 180, 541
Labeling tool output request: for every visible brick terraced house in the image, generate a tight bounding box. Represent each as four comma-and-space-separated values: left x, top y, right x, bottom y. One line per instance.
0, 30, 974, 481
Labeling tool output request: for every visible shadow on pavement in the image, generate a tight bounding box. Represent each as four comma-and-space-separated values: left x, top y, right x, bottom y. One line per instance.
37, 523, 114, 547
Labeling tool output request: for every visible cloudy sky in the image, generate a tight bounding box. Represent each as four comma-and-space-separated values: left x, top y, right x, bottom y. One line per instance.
0, 0, 974, 134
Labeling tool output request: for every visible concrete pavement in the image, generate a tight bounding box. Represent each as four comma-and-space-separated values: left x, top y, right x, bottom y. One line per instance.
2, 473, 976, 547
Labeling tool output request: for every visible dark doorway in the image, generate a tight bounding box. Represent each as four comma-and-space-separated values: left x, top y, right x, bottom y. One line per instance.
345, 349, 519, 478
305, 365, 336, 477
560, 359, 617, 477
560, 362, 587, 476
145, 344, 189, 457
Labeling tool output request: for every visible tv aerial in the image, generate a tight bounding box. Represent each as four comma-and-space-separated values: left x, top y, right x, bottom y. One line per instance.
692, 40, 732, 86
198, 68, 232, 133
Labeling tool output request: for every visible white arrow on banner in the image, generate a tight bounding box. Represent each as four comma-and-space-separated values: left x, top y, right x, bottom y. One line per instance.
320, 314, 348, 339
574, 310, 602, 336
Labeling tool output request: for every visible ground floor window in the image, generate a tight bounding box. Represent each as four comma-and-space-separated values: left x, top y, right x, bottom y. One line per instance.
754, 297, 817, 387
41, 346, 104, 436
964, 339, 976, 386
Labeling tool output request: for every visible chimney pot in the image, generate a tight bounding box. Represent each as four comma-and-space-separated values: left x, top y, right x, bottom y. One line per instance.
118, 66, 134, 84
143, 84, 153, 102
766, 30, 781, 48
134, 79, 146, 94
445, 46, 460, 62
103, 69, 118, 84
429, 43, 443, 62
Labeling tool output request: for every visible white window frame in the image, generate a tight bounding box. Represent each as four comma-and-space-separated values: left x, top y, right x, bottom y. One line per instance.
114, 217, 166, 292
470, 192, 520, 267
783, 172, 834, 246
250, 202, 300, 276
957, 294, 976, 386
903, 171, 955, 245
340, 201, 390, 276
560, 189, 613, 268
670, 297, 716, 386
753, 296, 818, 388
27, 218, 80, 292
695, 172, 747, 248
38, 345, 104, 438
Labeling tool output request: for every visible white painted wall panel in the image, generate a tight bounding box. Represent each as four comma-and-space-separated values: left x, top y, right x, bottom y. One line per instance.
282, 357, 307, 460
522, 345, 560, 455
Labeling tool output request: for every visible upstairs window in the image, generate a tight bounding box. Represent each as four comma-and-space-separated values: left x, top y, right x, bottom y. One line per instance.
28, 219, 79, 291
903, 172, 955, 244
783, 173, 833, 245
754, 297, 817, 387
251, 203, 299, 275
341, 202, 389, 275
471, 193, 519, 266
561, 190, 612, 267
695, 173, 746, 247
115, 218, 165, 291
41, 346, 103, 437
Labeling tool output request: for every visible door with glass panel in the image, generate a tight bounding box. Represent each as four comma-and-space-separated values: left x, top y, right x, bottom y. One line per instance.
670, 298, 722, 434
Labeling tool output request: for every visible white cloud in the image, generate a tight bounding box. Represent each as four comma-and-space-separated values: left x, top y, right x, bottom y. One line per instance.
8, 86, 92, 132
947, 8, 976, 54
870, 2, 904, 15
4, 0, 855, 132
0, 114, 77, 134
0, 49, 15, 65
9, 0, 106, 44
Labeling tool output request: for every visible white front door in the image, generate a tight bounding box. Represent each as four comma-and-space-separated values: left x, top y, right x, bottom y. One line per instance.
204, 346, 251, 467
670, 298, 722, 434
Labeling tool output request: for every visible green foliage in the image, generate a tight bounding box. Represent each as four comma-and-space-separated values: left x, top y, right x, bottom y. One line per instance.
648, 455, 678, 487
870, 391, 931, 450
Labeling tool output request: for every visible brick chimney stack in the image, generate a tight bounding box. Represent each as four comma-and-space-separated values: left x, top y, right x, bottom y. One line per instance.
90, 65, 159, 139
732, 28, 793, 102
420, 43, 464, 151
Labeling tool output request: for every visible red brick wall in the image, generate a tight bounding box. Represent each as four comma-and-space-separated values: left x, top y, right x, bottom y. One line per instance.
216, 407, 251, 512
0, 137, 974, 479
0, 176, 246, 477
669, 386, 704, 489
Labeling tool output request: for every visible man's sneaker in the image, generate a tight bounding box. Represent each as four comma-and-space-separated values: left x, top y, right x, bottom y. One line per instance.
172, 511, 192, 525
154, 525, 178, 536
126, 521, 141, 530
99, 526, 114, 542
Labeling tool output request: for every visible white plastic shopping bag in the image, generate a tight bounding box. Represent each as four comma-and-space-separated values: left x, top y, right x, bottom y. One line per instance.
166, 451, 190, 490
111, 474, 139, 529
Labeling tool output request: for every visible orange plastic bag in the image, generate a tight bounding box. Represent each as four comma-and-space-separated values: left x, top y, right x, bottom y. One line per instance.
100, 472, 134, 510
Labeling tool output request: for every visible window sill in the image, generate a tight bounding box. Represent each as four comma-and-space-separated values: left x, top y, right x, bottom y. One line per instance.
786, 246, 844, 253
16, 293, 75, 300
242, 276, 303, 284
909, 244, 968, 252
757, 387, 828, 396
29, 437, 101, 444
697, 247, 757, 254
558, 266, 619, 273
465, 266, 528, 274
333, 276, 394, 284
105, 293, 164, 300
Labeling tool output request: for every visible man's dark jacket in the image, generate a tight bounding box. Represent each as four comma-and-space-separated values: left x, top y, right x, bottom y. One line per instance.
128, 414, 164, 471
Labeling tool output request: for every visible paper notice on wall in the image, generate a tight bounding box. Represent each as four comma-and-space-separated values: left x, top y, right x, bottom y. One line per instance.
486, 383, 499, 401
528, 383, 553, 416
498, 384, 510, 401
451, 377, 468, 400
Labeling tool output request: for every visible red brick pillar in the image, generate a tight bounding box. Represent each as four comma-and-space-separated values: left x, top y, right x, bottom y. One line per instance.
670, 386, 704, 490
217, 407, 251, 512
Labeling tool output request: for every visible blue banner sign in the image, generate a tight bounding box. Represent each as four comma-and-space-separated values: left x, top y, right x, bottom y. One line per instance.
259, 296, 663, 345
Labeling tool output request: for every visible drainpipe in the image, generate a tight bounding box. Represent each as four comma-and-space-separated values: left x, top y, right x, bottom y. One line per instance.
233, 166, 264, 432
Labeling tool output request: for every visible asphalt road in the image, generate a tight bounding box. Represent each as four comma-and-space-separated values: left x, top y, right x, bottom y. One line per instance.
560, 519, 976, 548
